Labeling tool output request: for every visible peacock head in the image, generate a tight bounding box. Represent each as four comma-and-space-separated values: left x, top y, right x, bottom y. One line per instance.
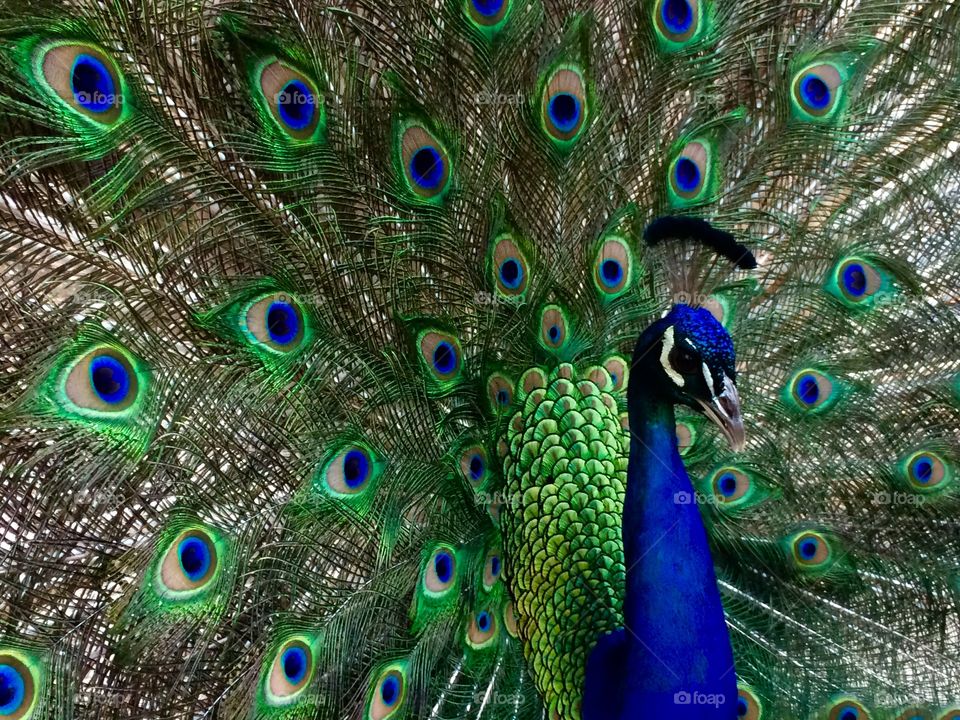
631, 303, 745, 451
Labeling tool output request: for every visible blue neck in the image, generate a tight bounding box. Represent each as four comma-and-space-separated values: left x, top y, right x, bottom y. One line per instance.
583, 373, 737, 718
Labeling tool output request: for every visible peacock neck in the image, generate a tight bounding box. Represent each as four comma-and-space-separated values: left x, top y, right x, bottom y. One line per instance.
618, 376, 737, 717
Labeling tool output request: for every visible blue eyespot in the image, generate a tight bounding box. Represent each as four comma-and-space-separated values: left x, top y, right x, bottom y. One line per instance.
496, 389, 510, 406
380, 674, 400, 706
838, 708, 859, 720
799, 73, 831, 110
901, 452, 950, 493
281, 646, 308, 684
798, 538, 818, 560
830, 257, 885, 306
472, 0, 505, 16
267, 301, 300, 346
912, 456, 933, 484
541, 306, 569, 349
789, 531, 832, 569
594, 239, 632, 297
434, 552, 454, 584
792, 62, 845, 120
841, 263, 867, 297
159, 528, 220, 596
902, 450, 950, 493
343, 449, 371, 489
476, 610, 492, 632
277, 79, 315, 132
178, 537, 212, 582
89, 355, 131, 404
420, 331, 461, 381
322, 446, 377, 496
541, 68, 587, 144
796, 373, 820, 405
257, 61, 323, 142
267, 640, 314, 702
432, 341, 457, 375
400, 125, 451, 200
490, 556, 501, 577
711, 467, 751, 505
410, 146, 445, 190
469, 453, 485, 482
492, 236, 529, 296
788, 369, 835, 412
661, 0, 694, 35
737, 697, 748, 717
0, 664, 26, 715
71, 53, 116, 114
499, 258, 523, 290
548, 93, 581, 134
600, 259, 623, 287
674, 157, 701, 193
669, 141, 710, 203
717, 472, 738, 498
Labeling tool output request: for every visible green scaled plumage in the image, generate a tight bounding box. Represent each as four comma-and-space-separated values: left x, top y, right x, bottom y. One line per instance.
0, 0, 959, 719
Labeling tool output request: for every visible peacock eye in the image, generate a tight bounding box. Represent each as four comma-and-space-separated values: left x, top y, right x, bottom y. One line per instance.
242, 292, 308, 355
826, 698, 871, 720
466, 607, 498, 647
791, 531, 831, 568
368, 666, 407, 720
398, 122, 452, 201
424, 546, 457, 595
157, 527, 221, 599
419, 330, 463, 385
265, 639, 314, 704
256, 59, 324, 142
593, 236, 633, 298
465, 0, 511, 30
59, 345, 143, 419
0, 654, 36, 719
793, 63, 843, 118
654, 0, 704, 46
900, 450, 950, 494
320, 445, 380, 496
487, 374, 514, 411
34, 41, 126, 125
490, 234, 530, 299
669, 344, 699, 375
736, 685, 762, 720
540, 66, 588, 147
540, 305, 571, 351
483, 550, 501, 589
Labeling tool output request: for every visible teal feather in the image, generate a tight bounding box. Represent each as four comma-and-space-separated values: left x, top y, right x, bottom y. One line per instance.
0, 1, 959, 718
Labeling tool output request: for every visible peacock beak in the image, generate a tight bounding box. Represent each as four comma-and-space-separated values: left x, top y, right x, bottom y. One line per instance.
696, 373, 745, 452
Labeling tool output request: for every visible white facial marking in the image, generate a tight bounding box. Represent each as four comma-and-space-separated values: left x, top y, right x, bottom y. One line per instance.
702, 362, 714, 397
660, 326, 684, 387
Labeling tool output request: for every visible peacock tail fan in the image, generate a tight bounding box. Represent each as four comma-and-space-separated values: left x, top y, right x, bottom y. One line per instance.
0, 0, 958, 719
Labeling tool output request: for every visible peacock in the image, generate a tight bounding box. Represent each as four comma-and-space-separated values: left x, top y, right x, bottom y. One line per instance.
1, 0, 960, 718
